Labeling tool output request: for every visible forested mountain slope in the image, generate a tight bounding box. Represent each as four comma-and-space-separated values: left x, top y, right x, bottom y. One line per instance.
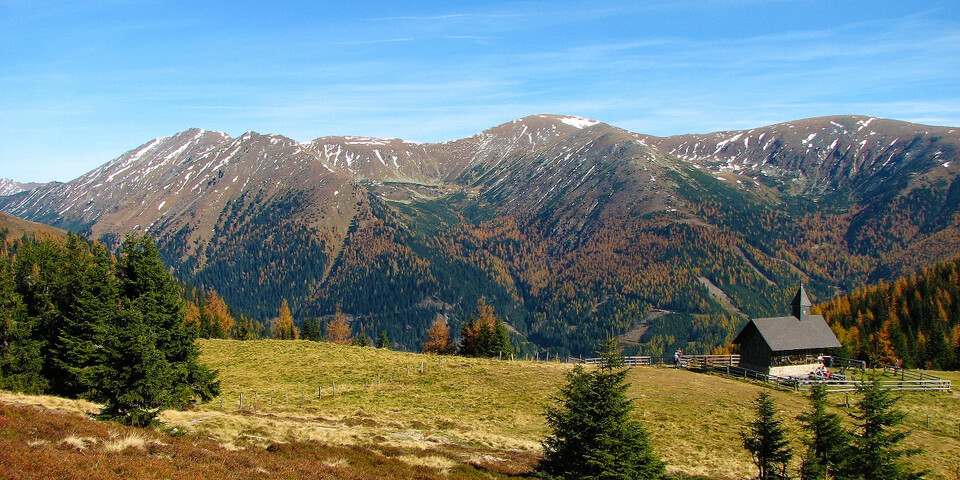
818, 256, 960, 370
2, 114, 958, 356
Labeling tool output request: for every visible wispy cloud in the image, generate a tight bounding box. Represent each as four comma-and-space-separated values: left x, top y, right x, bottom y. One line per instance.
368, 13, 469, 21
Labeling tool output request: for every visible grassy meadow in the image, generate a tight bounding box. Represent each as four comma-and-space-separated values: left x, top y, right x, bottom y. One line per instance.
3, 339, 960, 479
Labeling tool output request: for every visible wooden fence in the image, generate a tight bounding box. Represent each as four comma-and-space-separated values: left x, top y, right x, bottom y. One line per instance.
883, 364, 943, 381
679, 354, 740, 368
692, 358, 951, 393
791, 378, 952, 393
581, 356, 654, 366
824, 355, 867, 371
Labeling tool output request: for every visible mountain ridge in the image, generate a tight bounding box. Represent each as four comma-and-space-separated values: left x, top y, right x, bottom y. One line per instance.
2, 113, 958, 355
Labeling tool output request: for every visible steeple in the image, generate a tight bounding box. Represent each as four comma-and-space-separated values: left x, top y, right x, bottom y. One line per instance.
792, 283, 812, 321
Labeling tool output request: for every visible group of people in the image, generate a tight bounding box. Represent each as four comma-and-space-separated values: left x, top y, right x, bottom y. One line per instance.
672, 348, 684, 368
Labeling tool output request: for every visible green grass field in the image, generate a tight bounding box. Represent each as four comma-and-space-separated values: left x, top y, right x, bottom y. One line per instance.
4, 339, 959, 479
175, 340, 960, 479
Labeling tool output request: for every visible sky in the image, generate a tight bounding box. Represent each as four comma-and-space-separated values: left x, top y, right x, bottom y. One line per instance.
1, 1, 958, 183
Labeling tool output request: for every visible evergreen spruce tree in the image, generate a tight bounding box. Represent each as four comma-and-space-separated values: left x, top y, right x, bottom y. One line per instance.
96, 305, 172, 426
302, 317, 323, 341
797, 383, 850, 480
741, 391, 792, 480
231, 314, 265, 340
9, 235, 114, 398
459, 298, 513, 358
842, 377, 925, 480
539, 339, 664, 480
353, 331, 371, 347
99, 234, 219, 424
0, 256, 46, 394
53, 237, 114, 397
377, 330, 391, 349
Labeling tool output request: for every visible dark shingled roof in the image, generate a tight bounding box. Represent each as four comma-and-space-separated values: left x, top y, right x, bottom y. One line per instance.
733, 314, 842, 352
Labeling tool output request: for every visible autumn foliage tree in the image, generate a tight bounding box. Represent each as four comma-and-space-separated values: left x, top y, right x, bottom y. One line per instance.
422, 318, 453, 354
271, 299, 299, 340
203, 290, 234, 338
185, 289, 235, 339
325, 309, 352, 345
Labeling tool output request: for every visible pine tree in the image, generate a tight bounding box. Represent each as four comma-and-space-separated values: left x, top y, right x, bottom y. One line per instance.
423, 318, 453, 354
459, 298, 513, 358
55, 238, 115, 398
353, 331, 371, 347
96, 305, 172, 426
741, 391, 792, 480
797, 383, 850, 480
0, 257, 46, 394
842, 377, 925, 480
99, 234, 219, 424
231, 314, 264, 340
538, 340, 665, 480
302, 317, 323, 341
377, 330, 391, 349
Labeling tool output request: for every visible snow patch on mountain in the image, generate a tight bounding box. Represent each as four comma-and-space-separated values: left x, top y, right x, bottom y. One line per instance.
557, 116, 600, 129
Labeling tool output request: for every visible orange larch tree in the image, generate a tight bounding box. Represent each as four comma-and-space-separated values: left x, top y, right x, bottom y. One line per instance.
422, 318, 453, 354
325, 309, 352, 345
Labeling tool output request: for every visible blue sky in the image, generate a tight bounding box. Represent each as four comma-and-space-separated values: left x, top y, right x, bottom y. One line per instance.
2, 1, 958, 182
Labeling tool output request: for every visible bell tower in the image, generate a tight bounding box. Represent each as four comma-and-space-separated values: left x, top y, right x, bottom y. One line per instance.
792, 284, 812, 321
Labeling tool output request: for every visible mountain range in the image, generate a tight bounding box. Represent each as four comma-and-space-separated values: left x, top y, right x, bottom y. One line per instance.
3, 114, 958, 356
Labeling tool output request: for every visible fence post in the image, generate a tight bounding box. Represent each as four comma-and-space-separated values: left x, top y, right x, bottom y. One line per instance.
420, 361, 424, 373
318, 385, 322, 399
378, 373, 381, 385
333, 382, 336, 397
239, 393, 243, 411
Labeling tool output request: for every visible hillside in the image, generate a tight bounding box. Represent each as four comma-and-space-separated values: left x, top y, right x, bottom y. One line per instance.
2, 115, 959, 356
3, 340, 959, 479
818, 255, 960, 370
0, 211, 66, 246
